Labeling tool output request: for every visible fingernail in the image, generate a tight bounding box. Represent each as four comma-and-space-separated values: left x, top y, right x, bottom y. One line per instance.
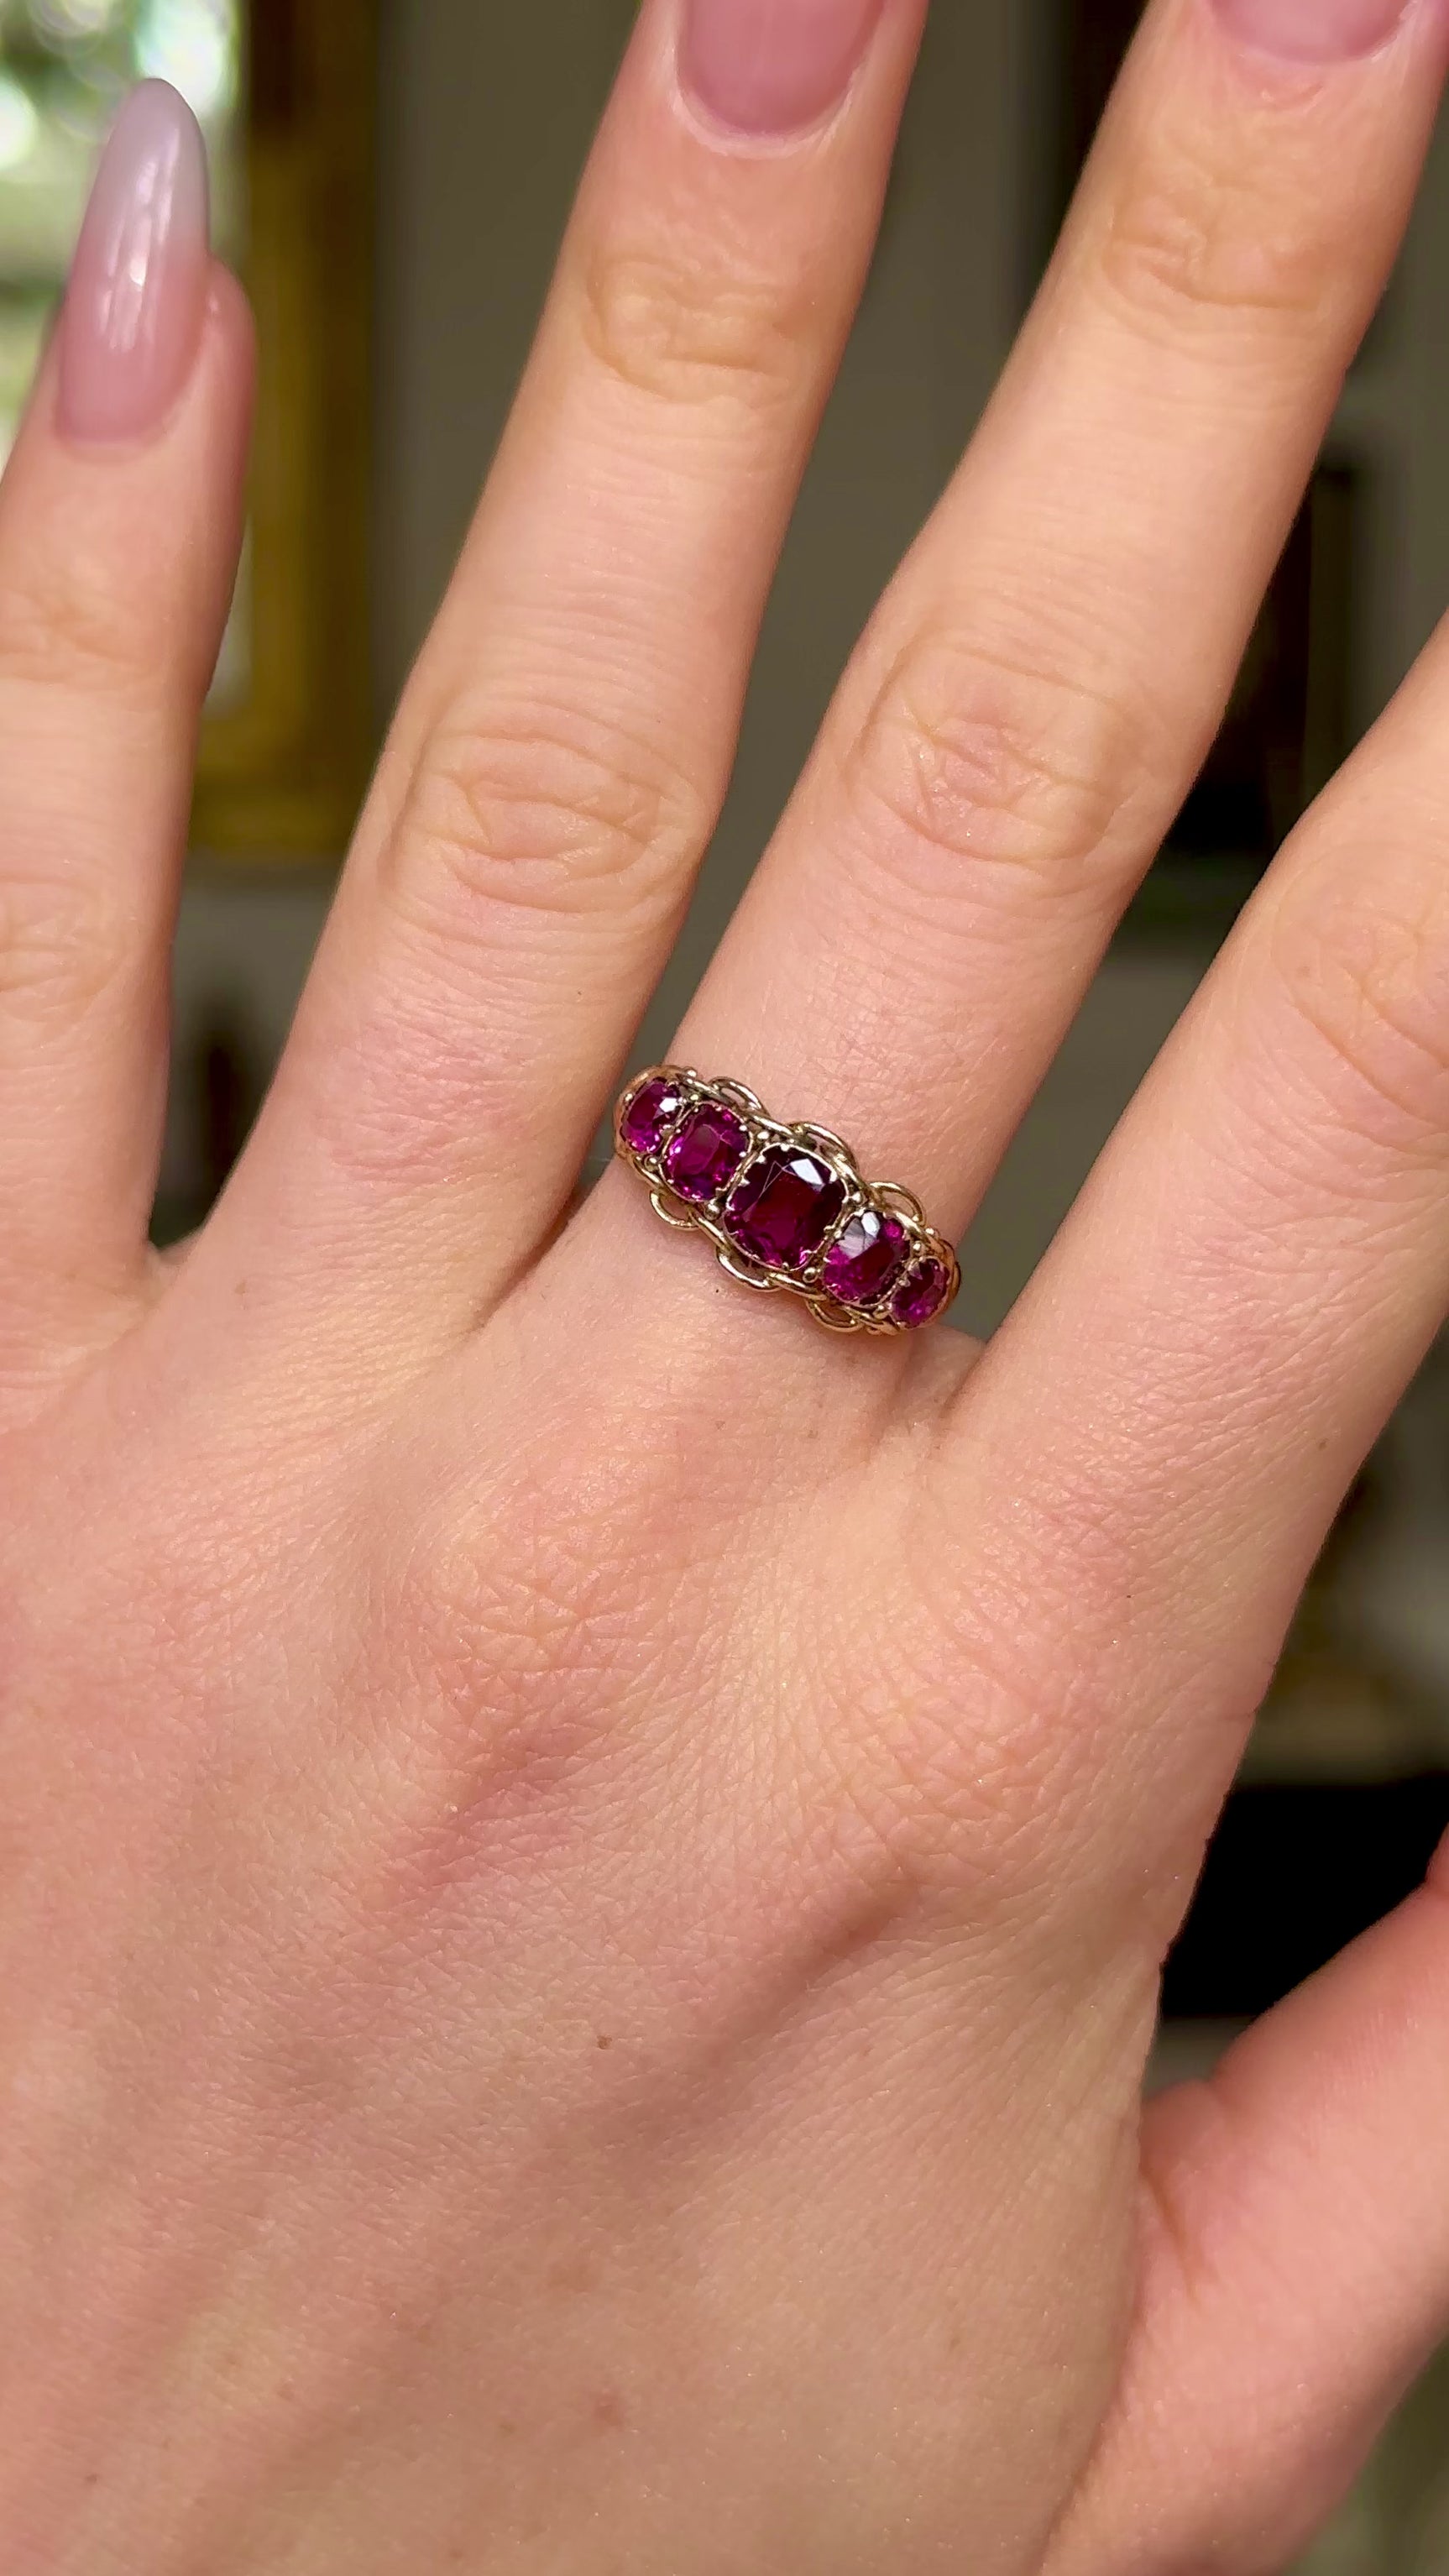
57, 81, 209, 446
1211, 0, 1411, 62
680, 0, 887, 137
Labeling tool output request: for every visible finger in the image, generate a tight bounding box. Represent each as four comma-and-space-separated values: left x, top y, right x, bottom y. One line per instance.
205, 0, 929, 1344
927, 596, 1449, 1900
1046, 1856, 1449, 2575
0, 85, 252, 1400
662, 0, 1446, 1255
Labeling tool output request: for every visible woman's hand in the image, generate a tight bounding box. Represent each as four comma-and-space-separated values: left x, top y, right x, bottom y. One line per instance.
5, 2, 1449, 2567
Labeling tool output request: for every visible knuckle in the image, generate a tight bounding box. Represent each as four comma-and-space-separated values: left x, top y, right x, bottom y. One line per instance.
861, 1655, 1087, 1903
380, 1462, 677, 1829
1269, 870, 1449, 1143
793, 1575, 1080, 1920
793, 1458, 1185, 1935
1091, 121, 1329, 340
390, 699, 708, 941
576, 234, 808, 409
382, 1529, 608, 1837
818, 1697, 1061, 1918
0, 870, 131, 1024
845, 627, 1153, 908
396, 1513, 579, 1728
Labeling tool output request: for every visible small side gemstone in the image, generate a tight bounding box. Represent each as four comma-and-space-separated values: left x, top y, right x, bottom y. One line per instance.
891, 1254, 953, 1330
725, 1147, 847, 1275
620, 1074, 687, 1159
821, 1208, 908, 1310
663, 1101, 750, 1205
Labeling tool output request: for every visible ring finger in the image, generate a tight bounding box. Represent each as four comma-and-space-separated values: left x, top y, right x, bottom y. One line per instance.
649, 0, 1446, 1291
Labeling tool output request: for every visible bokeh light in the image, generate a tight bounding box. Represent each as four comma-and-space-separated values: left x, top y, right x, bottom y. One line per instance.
135, 0, 236, 122
0, 73, 39, 175
29, 0, 130, 44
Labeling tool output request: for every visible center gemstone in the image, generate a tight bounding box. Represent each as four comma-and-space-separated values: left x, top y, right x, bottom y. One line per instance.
724, 1147, 847, 1274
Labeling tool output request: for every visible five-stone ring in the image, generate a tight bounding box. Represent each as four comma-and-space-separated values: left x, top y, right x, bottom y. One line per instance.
615, 1068, 960, 1335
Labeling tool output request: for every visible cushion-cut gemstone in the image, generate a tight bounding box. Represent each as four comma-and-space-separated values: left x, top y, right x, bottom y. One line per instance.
822, 1209, 908, 1309
891, 1254, 953, 1329
725, 1147, 846, 1274
620, 1074, 686, 1157
663, 1101, 749, 1204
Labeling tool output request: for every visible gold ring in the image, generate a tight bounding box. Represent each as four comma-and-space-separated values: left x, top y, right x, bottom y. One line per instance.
615, 1068, 959, 1336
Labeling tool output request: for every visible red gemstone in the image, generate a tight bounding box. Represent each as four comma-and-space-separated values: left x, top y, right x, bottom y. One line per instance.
822, 1209, 909, 1308
725, 1147, 847, 1274
620, 1074, 686, 1157
891, 1254, 953, 1329
663, 1101, 749, 1204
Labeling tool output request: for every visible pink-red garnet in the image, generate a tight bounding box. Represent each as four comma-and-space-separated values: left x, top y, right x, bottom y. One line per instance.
822, 1209, 908, 1309
662, 1102, 749, 1205
620, 1074, 686, 1158
891, 1254, 953, 1329
725, 1147, 846, 1273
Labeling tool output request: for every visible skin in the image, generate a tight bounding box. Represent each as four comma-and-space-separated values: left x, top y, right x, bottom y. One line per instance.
5, 0, 1449, 2566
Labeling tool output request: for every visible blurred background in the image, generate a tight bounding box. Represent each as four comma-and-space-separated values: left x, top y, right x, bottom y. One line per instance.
2, 0, 1448, 2560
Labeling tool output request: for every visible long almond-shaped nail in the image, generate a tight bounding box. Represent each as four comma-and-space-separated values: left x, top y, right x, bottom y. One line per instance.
57, 81, 209, 446
1211, 0, 1411, 60
680, 0, 887, 136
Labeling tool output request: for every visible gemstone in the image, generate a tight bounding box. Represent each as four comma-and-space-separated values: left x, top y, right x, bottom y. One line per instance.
822, 1208, 909, 1309
891, 1254, 953, 1330
620, 1074, 686, 1158
663, 1101, 750, 1204
724, 1147, 847, 1274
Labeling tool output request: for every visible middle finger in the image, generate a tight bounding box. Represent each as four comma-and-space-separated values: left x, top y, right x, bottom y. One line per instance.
201, 0, 929, 1353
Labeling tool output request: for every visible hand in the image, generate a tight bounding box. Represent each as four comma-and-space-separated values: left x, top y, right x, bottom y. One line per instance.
5, 3, 1449, 2568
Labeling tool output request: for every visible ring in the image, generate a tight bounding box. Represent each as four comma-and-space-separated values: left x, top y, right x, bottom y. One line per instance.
615, 1067, 960, 1335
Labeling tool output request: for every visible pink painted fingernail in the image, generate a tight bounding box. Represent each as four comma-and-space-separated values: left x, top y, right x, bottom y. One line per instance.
680, 0, 887, 136
57, 81, 209, 446
1211, 0, 1411, 60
